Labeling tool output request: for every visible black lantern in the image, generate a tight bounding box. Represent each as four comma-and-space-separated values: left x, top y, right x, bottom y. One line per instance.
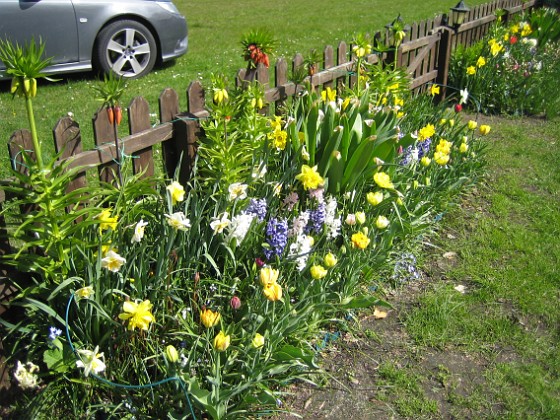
450, 1, 470, 27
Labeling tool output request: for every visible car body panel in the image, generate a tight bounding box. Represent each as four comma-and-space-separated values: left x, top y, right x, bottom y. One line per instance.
0, 0, 187, 79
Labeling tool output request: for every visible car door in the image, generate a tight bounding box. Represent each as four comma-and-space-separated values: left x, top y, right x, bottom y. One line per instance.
0, 0, 79, 69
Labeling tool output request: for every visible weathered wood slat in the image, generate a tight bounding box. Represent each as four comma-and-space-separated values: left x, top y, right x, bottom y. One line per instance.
93, 107, 119, 183
65, 122, 175, 171
53, 117, 86, 194
410, 69, 439, 89
128, 96, 155, 178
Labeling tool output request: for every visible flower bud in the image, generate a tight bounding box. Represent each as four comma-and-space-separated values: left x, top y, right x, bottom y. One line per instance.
165, 345, 179, 363
230, 296, 241, 310
324, 252, 338, 268
252, 333, 265, 348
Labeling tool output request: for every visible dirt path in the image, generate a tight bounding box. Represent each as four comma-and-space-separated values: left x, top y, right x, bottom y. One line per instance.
273, 258, 513, 419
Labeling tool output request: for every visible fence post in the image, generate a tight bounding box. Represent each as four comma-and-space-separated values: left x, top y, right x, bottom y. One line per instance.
435, 27, 454, 100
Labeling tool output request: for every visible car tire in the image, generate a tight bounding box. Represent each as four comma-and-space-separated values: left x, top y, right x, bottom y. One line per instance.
95, 20, 157, 79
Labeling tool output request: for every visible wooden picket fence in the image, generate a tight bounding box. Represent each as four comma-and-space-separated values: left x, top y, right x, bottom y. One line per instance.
0, 0, 539, 392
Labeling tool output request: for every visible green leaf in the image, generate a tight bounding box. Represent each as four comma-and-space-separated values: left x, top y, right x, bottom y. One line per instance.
338, 294, 391, 309
274, 344, 318, 369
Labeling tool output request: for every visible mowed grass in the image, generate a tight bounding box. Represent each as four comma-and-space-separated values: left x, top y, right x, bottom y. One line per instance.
0, 0, 489, 178
383, 116, 560, 418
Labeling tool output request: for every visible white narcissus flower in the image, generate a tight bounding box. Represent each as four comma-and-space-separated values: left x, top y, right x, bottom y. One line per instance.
210, 212, 231, 234
165, 212, 191, 231
227, 214, 255, 244
459, 88, 469, 105
76, 346, 106, 377
228, 183, 248, 201
131, 219, 148, 243
101, 250, 126, 272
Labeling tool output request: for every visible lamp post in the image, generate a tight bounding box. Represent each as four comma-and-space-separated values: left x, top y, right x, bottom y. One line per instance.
450, 1, 470, 29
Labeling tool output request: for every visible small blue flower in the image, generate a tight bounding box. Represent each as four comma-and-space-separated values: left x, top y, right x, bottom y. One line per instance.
48, 326, 62, 341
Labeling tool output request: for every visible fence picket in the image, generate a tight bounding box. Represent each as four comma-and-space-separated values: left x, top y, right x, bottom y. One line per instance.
128, 96, 155, 178
53, 116, 86, 195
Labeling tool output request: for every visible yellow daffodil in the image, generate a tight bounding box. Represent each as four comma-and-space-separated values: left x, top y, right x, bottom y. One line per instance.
118, 300, 155, 331
466, 66, 476, 75
434, 151, 450, 166
321, 87, 336, 102
252, 333, 265, 348
167, 181, 185, 205
367, 191, 384, 206
520, 23, 532, 37
476, 56, 486, 68
488, 39, 504, 56
296, 165, 325, 190
430, 84, 440, 96
213, 331, 231, 352
355, 211, 366, 224
436, 139, 452, 155
200, 308, 221, 328
418, 123, 436, 141
351, 231, 370, 249
270, 129, 288, 150
270, 115, 283, 131
260, 266, 279, 286
310, 264, 328, 280
263, 281, 283, 301
479, 125, 491, 135
97, 209, 118, 232
373, 172, 394, 189
421, 156, 431, 167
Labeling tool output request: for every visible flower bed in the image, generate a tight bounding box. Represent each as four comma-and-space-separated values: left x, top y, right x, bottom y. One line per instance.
1, 36, 491, 419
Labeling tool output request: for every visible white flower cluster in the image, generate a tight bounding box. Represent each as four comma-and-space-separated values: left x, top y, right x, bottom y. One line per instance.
324, 197, 341, 239
14, 360, 40, 390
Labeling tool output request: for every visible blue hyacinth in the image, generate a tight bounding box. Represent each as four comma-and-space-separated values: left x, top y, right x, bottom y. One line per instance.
263, 217, 288, 260
244, 198, 268, 221
305, 202, 326, 234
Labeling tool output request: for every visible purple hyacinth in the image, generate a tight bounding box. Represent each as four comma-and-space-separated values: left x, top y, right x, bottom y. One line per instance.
244, 198, 267, 221
305, 202, 326, 234
418, 138, 432, 158
263, 217, 288, 260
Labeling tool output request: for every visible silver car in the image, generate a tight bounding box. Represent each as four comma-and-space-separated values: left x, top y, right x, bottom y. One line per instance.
0, 0, 188, 79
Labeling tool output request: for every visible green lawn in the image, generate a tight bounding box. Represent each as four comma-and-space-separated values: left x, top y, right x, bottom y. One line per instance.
0, 0, 490, 178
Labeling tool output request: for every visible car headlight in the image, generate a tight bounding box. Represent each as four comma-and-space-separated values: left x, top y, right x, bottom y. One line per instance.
156, 1, 182, 15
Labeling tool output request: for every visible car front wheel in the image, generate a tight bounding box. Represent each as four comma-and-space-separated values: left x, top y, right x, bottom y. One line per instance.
96, 20, 157, 79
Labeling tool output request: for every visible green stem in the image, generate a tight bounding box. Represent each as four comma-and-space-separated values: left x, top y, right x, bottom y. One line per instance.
25, 95, 43, 170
